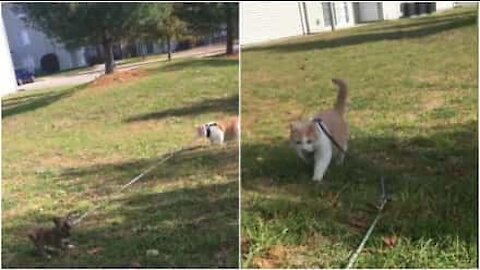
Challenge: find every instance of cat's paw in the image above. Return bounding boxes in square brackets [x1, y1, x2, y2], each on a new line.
[67, 244, 75, 249]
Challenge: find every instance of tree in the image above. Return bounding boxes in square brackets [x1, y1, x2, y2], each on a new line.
[143, 11, 187, 62]
[177, 3, 238, 55]
[163, 15, 187, 61]
[14, 3, 172, 74]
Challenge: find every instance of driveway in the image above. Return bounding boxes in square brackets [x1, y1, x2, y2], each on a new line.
[18, 43, 235, 91]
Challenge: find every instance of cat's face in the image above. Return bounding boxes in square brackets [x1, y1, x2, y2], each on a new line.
[290, 121, 318, 153]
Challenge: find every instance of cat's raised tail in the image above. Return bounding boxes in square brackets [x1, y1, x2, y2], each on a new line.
[332, 78, 348, 116]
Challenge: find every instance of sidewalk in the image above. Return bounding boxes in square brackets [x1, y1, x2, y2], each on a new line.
[18, 43, 233, 92]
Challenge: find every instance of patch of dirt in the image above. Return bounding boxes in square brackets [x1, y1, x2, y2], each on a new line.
[122, 120, 166, 134]
[213, 53, 239, 60]
[422, 92, 444, 111]
[226, 53, 239, 60]
[89, 69, 148, 90]
[251, 245, 309, 268]
[38, 151, 125, 169]
[252, 257, 278, 268]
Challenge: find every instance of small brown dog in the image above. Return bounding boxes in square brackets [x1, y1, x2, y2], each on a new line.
[27, 215, 74, 258]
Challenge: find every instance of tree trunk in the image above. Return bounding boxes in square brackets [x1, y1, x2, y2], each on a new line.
[328, 2, 336, 31]
[167, 37, 172, 61]
[226, 6, 235, 55]
[102, 38, 115, 74]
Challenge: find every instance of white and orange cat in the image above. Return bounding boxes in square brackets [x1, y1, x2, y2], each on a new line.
[196, 116, 239, 145]
[290, 78, 348, 182]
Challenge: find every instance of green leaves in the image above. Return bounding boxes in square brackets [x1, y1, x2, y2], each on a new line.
[14, 3, 173, 48]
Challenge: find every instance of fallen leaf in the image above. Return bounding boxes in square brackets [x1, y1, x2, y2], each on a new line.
[87, 247, 103, 256]
[383, 235, 398, 248]
[241, 238, 250, 255]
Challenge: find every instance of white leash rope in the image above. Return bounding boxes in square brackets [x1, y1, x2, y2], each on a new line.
[345, 198, 387, 269]
[345, 177, 390, 269]
[72, 144, 202, 225]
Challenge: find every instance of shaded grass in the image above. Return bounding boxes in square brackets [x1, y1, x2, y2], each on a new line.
[2, 56, 239, 267]
[241, 7, 477, 268]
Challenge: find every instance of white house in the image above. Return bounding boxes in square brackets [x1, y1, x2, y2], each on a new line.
[0, 3, 17, 96]
[241, 2, 457, 46]
[241, 2, 352, 45]
[1, 3, 225, 75]
[2, 3, 88, 74]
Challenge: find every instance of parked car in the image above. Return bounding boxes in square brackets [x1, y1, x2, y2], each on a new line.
[15, 69, 35, 85]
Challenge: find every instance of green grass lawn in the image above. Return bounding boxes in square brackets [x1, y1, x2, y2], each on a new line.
[241, 7, 477, 268]
[2, 57, 239, 267]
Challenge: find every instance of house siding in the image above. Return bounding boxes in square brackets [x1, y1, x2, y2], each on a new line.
[436, 2, 456, 11]
[303, 2, 328, 33]
[2, 3, 87, 73]
[0, 3, 17, 96]
[241, 2, 305, 45]
[382, 2, 403, 20]
[241, 2, 458, 46]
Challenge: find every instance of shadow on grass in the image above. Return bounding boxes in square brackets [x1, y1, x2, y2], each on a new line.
[246, 9, 476, 53]
[5, 183, 238, 268]
[58, 145, 238, 192]
[362, 8, 477, 33]
[2, 84, 87, 119]
[124, 94, 239, 123]
[4, 145, 239, 267]
[242, 121, 477, 252]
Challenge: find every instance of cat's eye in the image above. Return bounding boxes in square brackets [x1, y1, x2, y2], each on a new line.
[306, 140, 312, 144]
[296, 141, 301, 145]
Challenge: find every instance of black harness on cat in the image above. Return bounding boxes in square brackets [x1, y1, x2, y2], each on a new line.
[313, 118, 346, 154]
[205, 122, 218, 138]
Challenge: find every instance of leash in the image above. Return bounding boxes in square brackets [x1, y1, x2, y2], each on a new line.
[71, 144, 203, 225]
[345, 176, 391, 269]
[313, 118, 347, 154]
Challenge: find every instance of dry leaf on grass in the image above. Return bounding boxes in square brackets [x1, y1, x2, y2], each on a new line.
[241, 238, 250, 255]
[87, 246, 103, 256]
[382, 235, 398, 248]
